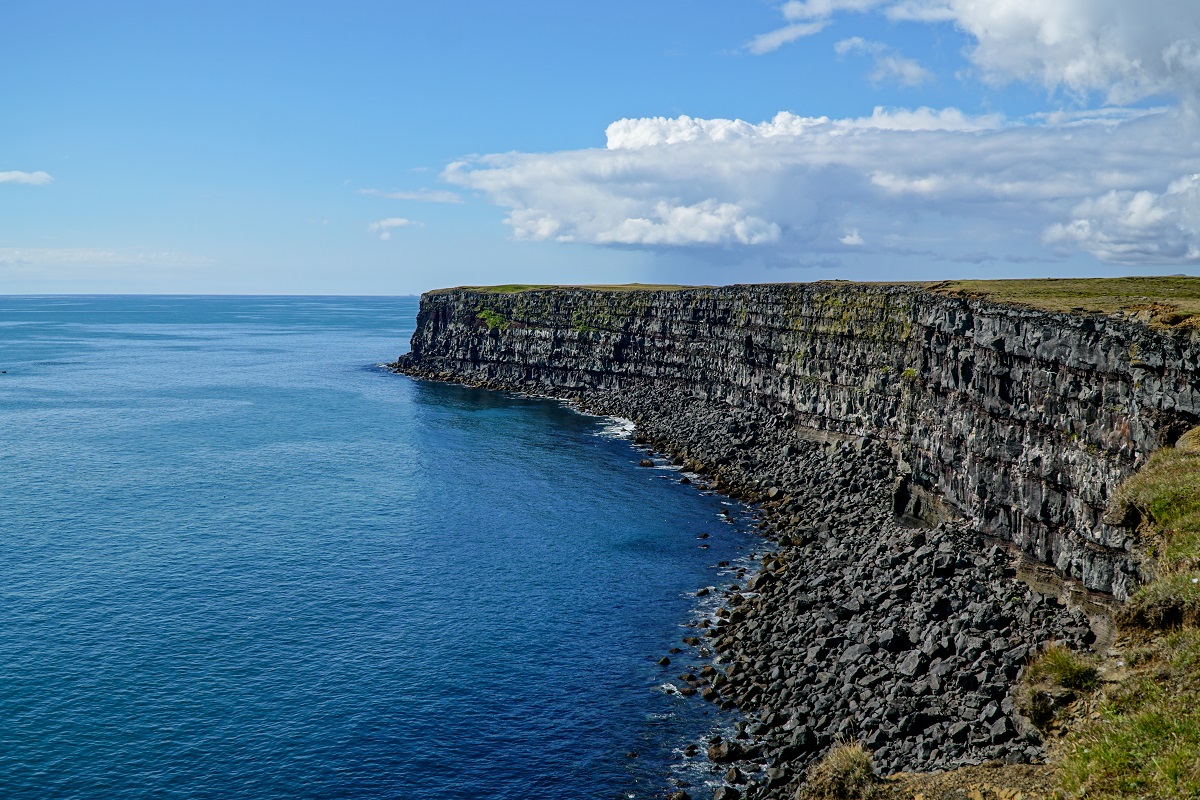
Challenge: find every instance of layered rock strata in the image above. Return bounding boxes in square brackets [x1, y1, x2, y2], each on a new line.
[397, 283, 1200, 600]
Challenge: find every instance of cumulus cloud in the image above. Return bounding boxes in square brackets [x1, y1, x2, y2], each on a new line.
[604, 108, 999, 152]
[0, 170, 53, 186]
[1045, 175, 1200, 264]
[835, 37, 932, 86]
[757, 0, 1200, 104]
[367, 217, 422, 240]
[359, 188, 464, 204]
[922, 0, 1200, 104]
[443, 107, 1200, 263]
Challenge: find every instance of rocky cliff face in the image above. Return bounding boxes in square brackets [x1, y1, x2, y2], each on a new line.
[397, 282, 1200, 600]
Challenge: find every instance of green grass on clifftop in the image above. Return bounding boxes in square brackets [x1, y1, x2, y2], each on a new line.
[931, 277, 1200, 325]
[432, 283, 696, 294]
[433, 276, 1200, 327]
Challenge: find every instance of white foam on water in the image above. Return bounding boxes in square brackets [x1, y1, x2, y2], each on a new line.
[594, 415, 636, 439]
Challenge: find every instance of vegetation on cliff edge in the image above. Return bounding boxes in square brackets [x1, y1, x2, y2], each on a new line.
[931, 277, 1200, 326]
[438, 276, 1200, 327]
[1053, 425, 1200, 799]
[437, 283, 695, 294]
[871, 427, 1200, 800]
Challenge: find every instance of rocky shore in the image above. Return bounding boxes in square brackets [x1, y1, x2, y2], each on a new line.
[389, 368, 1096, 799]
[386, 281, 1200, 798]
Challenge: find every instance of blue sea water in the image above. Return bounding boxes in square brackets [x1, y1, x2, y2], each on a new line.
[0, 296, 757, 800]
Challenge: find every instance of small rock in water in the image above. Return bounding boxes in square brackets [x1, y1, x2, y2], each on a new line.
[658, 656, 671, 666]
[638, 458, 654, 467]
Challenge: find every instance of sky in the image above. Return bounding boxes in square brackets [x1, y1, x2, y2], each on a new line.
[5, 0, 1200, 294]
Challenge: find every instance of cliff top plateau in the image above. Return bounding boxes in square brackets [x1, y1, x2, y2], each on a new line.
[436, 276, 1200, 330]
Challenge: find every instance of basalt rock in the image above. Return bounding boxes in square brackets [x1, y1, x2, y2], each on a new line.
[394, 283, 1200, 600]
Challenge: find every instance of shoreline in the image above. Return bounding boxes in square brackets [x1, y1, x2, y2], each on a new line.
[390, 361, 1098, 800]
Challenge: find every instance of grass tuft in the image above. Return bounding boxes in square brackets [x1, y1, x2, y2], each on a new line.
[477, 309, 510, 330]
[1119, 572, 1200, 630]
[1028, 644, 1100, 691]
[801, 741, 877, 800]
[1017, 644, 1099, 730]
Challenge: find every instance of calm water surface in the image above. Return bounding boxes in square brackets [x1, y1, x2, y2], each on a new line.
[0, 296, 755, 800]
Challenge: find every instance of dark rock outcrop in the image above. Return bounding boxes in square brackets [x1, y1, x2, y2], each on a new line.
[395, 282, 1200, 600]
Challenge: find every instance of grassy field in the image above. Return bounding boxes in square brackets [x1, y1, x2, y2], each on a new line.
[930, 277, 1200, 323]
[430, 283, 696, 294]
[435, 277, 1200, 323]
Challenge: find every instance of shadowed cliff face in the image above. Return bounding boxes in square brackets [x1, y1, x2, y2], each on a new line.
[399, 283, 1200, 599]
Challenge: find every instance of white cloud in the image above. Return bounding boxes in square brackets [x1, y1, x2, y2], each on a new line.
[757, 0, 1200, 104]
[937, 1, 1200, 104]
[444, 107, 1200, 263]
[0, 248, 211, 270]
[835, 37, 933, 86]
[0, 170, 53, 186]
[604, 108, 999, 152]
[747, 21, 829, 54]
[593, 201, 780, 246]
[1044, 175, 1200, 264]
[606, 112, 826, 149]
[749, 0, 892, 54]
[782, 0, 891, 20]
[359, 188, 464, 204]
[839, 105, 1001, 131]
[368, 217, 422, 240]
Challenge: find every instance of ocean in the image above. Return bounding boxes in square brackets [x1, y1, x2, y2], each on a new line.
[0, 295, 757, 800]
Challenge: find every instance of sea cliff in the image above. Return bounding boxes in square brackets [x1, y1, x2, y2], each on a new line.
[397, 281, 1200, 599]
[391, 280, 1200, 798]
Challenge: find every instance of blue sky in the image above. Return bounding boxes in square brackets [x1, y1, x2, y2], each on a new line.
[4, 1, 1200, 294]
